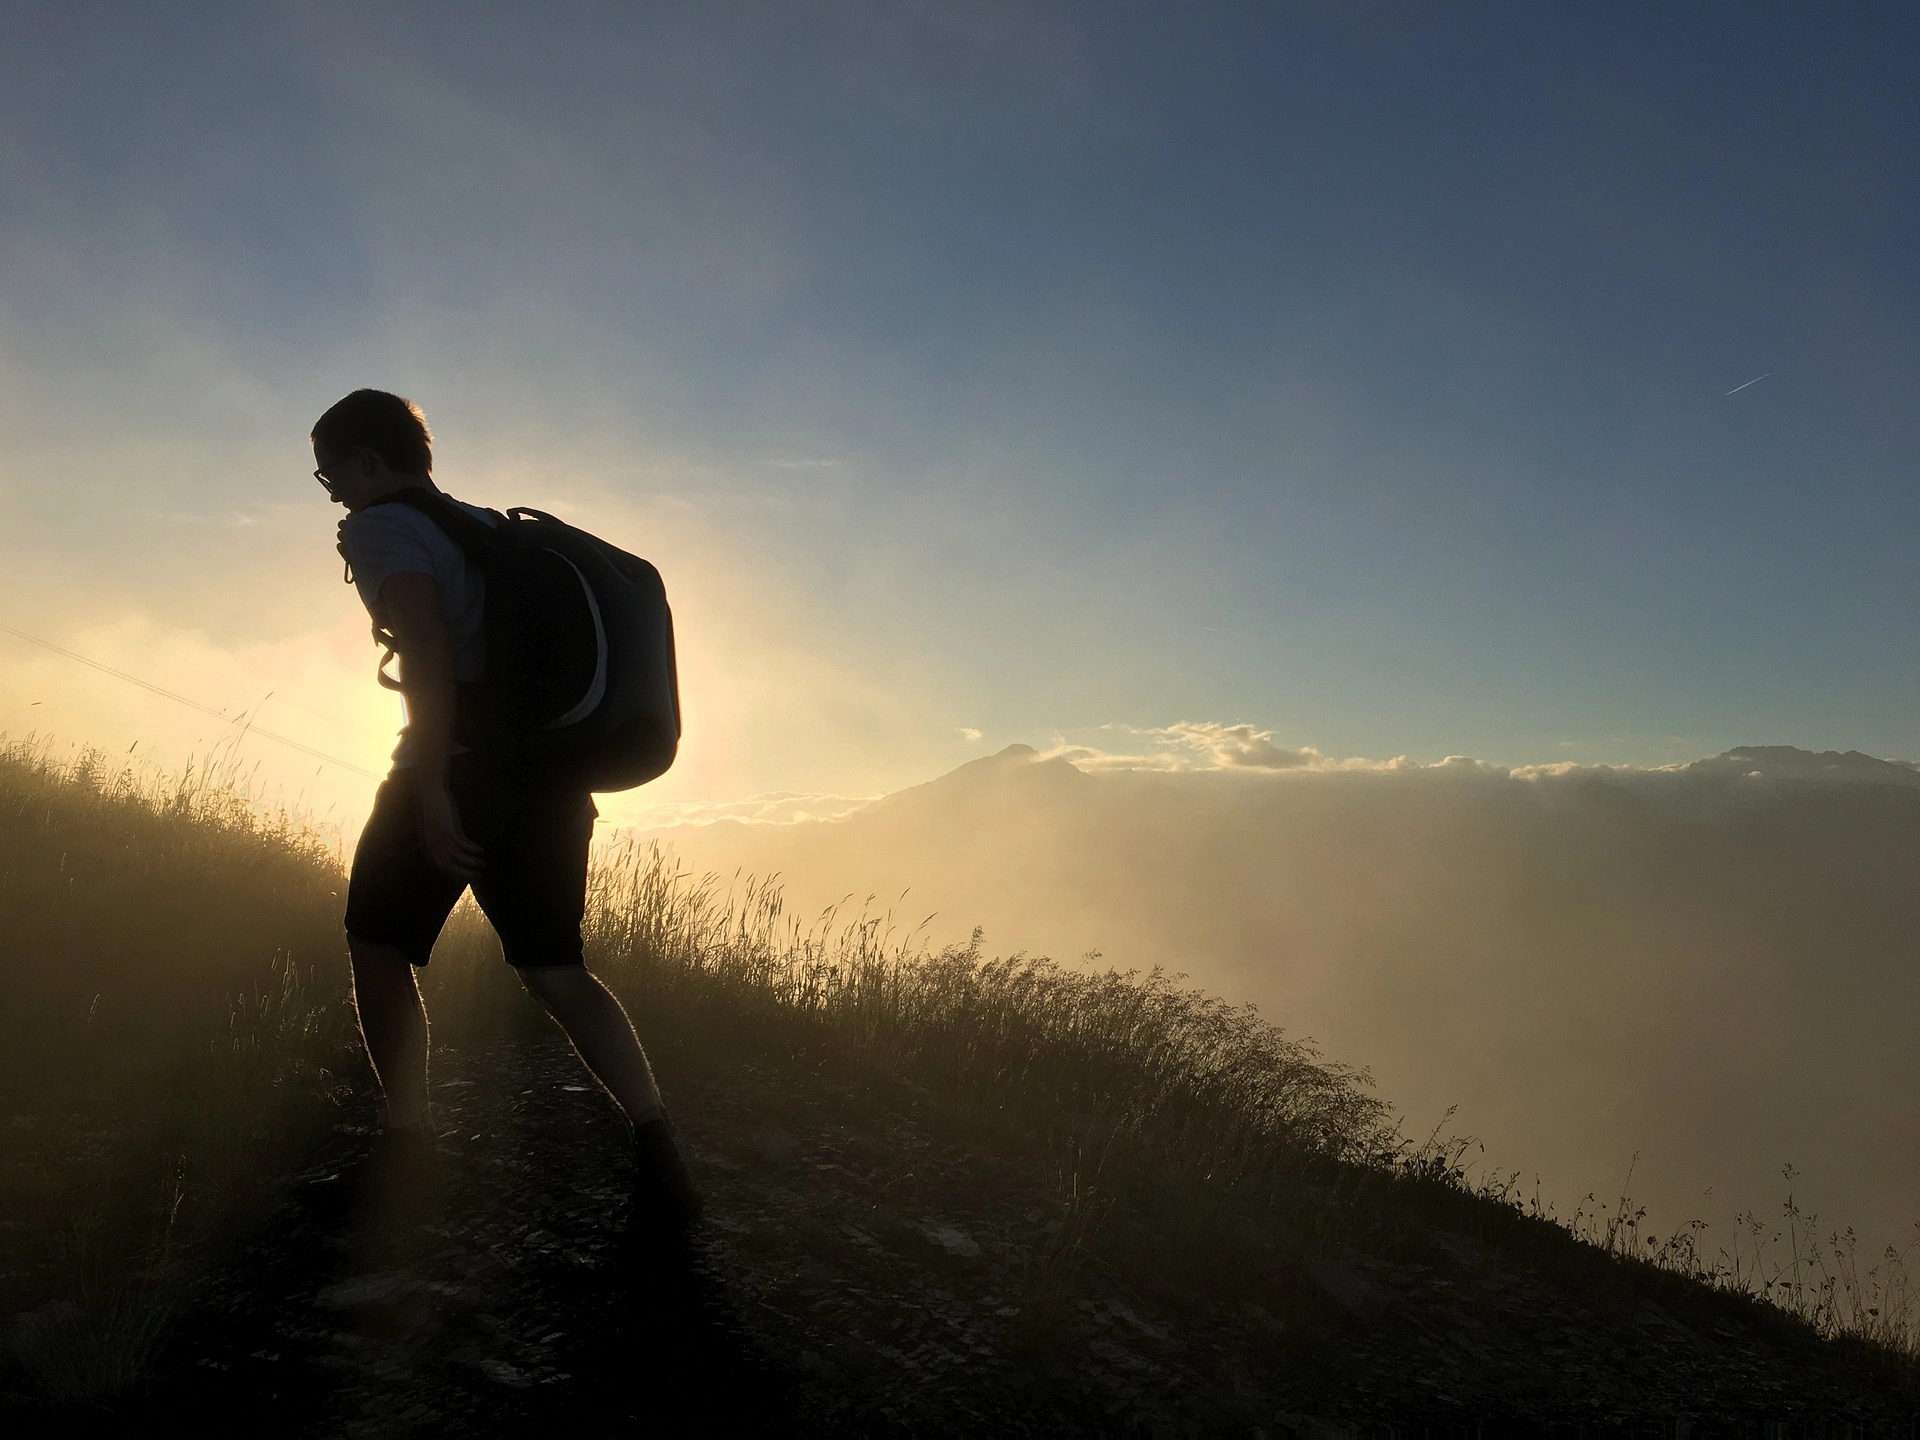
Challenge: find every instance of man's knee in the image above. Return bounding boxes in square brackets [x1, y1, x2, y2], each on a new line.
[517, 963, 603, 1006]
[348, 934, 420, 986]
[517, 962, 579, 998]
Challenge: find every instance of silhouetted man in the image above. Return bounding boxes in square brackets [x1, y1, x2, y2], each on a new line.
[312, 388, 698, 1228]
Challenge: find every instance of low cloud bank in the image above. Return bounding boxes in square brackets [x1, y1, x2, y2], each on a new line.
[624, 791, 879, 828]
[643, 733, 1920, 1254]
[1045, 720, 1919, 790]
[1040, 720, 1417, 773]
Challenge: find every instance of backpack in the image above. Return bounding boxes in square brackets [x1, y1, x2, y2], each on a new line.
[367, 488, 680, 792]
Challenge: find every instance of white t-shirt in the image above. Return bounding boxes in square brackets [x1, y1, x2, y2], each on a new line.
[337, 493, 500, 764]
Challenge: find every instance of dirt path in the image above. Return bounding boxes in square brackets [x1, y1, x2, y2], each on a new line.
[131, 1031, 1259, 1435]
[41, 1031, 1919, 1436]
[147, 1035, 790, 1436]
[133, 1031, 1177, 1436]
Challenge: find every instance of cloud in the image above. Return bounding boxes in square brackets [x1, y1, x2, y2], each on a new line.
[1161, 721, 1320, 769]
[1042, 722, 1919, 795]
[1038, 721, 1422, 774]
[958, 727, 983, 741]
[1039, 722, 1912, 788]
[624, 791, 879, 829]
[1017, 725, 1920, 833]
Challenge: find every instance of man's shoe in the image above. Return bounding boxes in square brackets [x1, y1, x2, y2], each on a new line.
[359, 1125, 437, 1202]
[632, 1112, 703, 1230]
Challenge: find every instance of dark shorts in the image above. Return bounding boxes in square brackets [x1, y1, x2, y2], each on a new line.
[345, 753, 597, 968]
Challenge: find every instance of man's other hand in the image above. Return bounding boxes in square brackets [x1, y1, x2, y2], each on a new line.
[419, 783, 486, 883]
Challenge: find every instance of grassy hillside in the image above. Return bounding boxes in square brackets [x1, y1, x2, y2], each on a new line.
[1, 739, 1916, 1431]
[650, 743, 1920, 1256]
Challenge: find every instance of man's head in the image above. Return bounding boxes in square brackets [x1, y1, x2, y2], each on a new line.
[311, 389, 434, 510]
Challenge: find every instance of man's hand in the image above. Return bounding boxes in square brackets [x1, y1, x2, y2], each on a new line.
[379, 571, 486, 882]
[418, 781, 486, 883]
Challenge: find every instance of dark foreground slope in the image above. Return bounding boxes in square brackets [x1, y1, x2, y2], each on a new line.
[86, 1034, 1920, 1436]
[1, 743, 1915, 1435]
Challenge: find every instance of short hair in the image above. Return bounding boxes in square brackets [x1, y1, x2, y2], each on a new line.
[311, 389, 434, 475]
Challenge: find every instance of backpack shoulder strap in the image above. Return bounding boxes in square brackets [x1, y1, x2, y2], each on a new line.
[367, 487, 506, 561]
[358, 488, 505, 693]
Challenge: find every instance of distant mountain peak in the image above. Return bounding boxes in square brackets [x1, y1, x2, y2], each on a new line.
[864, 742, 1083, 816]
[1687, 745, 1920, 786]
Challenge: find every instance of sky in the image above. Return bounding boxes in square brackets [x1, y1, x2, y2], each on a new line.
[1, 2, 1917, 835]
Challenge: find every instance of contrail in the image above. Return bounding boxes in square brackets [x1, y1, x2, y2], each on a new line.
[0, 620, 380, 779]
[1724, 372, 1772, 396]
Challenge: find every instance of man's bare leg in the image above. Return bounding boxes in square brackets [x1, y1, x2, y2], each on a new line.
[517, 965, 663, 1128]
[348, 936, 430, 1131]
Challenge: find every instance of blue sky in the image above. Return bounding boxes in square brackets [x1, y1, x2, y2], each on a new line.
[1, 2, 1915, 821]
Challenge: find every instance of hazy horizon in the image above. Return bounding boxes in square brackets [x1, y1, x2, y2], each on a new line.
[644, 736, 1920, 1258]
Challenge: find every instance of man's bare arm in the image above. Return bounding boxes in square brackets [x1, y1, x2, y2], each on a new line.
[381, 572, 486, 882]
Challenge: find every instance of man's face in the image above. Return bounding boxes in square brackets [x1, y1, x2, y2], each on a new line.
[313, 444, 382, 511]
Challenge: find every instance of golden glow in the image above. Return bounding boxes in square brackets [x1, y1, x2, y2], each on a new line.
[0, 465, 969, 845]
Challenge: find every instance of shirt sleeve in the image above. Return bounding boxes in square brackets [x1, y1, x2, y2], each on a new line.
[337, 508, 439, 621]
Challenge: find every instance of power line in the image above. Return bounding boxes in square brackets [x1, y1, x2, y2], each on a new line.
[0, 620, 381, 780]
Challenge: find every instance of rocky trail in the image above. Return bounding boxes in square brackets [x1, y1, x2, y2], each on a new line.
[13, 1032, 1920, 1436]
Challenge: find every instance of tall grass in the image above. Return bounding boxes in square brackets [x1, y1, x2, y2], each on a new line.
[1594, 1164, 1920, 1354]
[0, 738, 356, 1403]
[584, 835, 1392, 1174]
[0, 738, 350, 1090]
[574, 838, 1403, 1305]
[575, 838, 1920, 1358]
[1416, 1137, 1920, 1359]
